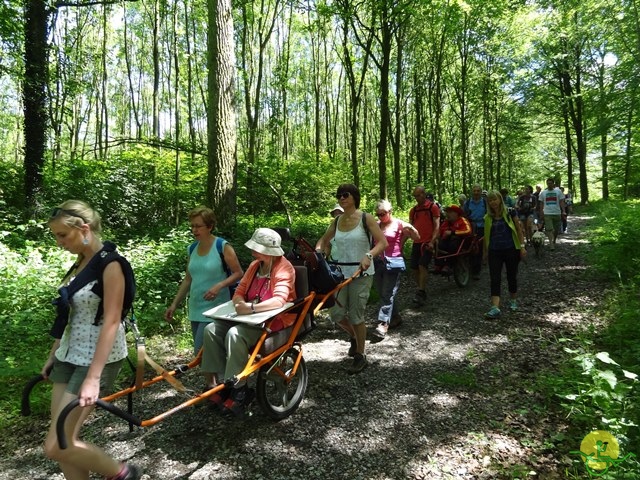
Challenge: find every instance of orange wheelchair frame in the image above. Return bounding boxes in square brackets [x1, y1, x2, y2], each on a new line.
[23, 263, 358, 450]
[432, 234, 483, 287]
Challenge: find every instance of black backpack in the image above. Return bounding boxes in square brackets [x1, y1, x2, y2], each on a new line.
[50, 242, 136, 338]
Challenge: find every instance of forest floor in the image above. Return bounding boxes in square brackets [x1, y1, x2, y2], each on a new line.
[1, 215, 602, 479]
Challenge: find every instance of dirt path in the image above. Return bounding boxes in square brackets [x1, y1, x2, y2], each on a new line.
[0, 215, 599, 479]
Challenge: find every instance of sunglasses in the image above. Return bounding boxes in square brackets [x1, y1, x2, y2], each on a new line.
[336, 192, 351, 200]
[50, 207, 86, 223]
[376, 212, 388, 217]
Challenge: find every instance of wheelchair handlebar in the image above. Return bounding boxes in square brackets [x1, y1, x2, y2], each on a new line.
[21, 373, 46, 416]
[57, 399, 142, 449]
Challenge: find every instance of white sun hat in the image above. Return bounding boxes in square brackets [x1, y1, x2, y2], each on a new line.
[244, 228, 284, 256]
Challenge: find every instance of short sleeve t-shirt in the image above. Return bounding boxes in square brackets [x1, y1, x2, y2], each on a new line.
[539, 188, 565, 215]
[410, 202, 440, 243]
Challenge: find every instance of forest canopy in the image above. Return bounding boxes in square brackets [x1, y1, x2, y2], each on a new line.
[1, 0, 639, 228]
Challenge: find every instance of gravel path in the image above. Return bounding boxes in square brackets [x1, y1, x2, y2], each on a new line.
[1, 215, 599, 479]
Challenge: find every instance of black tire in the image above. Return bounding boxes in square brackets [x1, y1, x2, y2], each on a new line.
[453, 256, 470, 287]
[256, 348, 308, 421]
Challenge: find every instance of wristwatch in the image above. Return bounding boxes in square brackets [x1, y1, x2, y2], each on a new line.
[250, 303, 256, 314]
[365, 253, 373, 260]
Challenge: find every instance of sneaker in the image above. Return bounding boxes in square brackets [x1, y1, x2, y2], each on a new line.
[374, 322, 388, 338]
[484, 306, 501, 319]
[389, 313, 402, 329]
[412, 289, 426, 306]
[509, 300, 518, 312]
[348, 337, 357, 357]
[347, 353, 368, 374]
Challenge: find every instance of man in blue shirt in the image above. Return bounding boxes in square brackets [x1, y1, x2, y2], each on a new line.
[463, 184, 487, 278]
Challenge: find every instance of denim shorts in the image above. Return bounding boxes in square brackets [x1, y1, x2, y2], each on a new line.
[49, 358, 124, 395]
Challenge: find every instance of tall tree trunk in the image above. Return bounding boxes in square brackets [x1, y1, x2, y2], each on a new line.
[376, 15, 392, 199]
[124, 5, 142, 139]
[207, 0, 237, 225]
[173, 0, 181, 224]
[152, 0, 160, 138]
[99, 4, 109, 159]
[390, 30, 403, 208]
[23, 0, 49, 212]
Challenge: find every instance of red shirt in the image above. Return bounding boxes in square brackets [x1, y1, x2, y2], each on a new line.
[439, 217, 472, 238]
[409, 201, 440, 244]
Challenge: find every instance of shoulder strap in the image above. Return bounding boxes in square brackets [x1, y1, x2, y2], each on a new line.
[92, 247, 136, 325]
[362, 212, 373, 247]
[215, 237, 231, 276]
[188, 241, 198, 256]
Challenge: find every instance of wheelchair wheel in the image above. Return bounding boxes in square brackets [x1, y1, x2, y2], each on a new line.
[453, 256, 470, 287]
[256, 348, 308, 421]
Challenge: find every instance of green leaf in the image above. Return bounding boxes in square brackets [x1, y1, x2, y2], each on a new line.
[596, 370, 618, 390]
[595, 351, 619, 365]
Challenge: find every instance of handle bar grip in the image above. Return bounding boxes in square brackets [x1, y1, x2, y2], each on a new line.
[21, 365, 53, 416]
[21, 374, 45, 416]
[57, 399, 142, 449]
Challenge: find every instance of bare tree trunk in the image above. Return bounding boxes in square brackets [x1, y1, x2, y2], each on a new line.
[207, 0, 237, 225]
[124, 4, 142, 139]
[152, 0, 160, 138]
[23, 0, 49, 212]
[173, 0, 181, 224]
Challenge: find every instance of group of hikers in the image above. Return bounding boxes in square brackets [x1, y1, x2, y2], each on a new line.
[39, 178, 570, 479]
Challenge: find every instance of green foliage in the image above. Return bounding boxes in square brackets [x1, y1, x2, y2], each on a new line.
[583, 200, 640, 283]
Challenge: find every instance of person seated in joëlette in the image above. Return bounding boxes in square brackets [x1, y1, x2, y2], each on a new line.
[434, 204, 472, 273]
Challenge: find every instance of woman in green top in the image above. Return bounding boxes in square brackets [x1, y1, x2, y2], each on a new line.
[165, 206, 243, 354]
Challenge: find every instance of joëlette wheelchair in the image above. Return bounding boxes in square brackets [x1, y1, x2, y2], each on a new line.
[432, 233, 483, 287]
[22, 229, 355, 450]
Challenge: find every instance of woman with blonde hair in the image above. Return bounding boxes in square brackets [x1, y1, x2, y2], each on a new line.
[44, 200, 141, 479]
[482, 191, 526, 319]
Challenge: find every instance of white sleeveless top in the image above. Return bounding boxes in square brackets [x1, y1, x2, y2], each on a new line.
[333, 215, 375, 277]
[55, 281, 128, 366]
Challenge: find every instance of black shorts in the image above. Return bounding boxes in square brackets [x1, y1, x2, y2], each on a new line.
[410, 243, 433, 269]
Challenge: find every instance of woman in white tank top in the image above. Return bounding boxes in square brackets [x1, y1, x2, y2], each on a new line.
[316, 184, 387, 374]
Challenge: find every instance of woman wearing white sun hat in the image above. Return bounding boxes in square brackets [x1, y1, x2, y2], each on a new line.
[201, 228, 296, 416]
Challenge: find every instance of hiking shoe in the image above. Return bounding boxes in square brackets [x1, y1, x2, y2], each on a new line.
[207, 387, 230, 411]
[347, 353, 368, 374]
[374, 322, 388, 338]
[484, 306, 501, 319]
[389, 313, 402, 329]
[221, 385, 254, 417]
[412, 290, 426, 306]
[509, 300, 518, 312]
[348, 337, 357, 357]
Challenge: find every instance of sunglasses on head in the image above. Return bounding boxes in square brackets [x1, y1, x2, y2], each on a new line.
[336, 192, 351, 200]
[50, 207, 86, 223]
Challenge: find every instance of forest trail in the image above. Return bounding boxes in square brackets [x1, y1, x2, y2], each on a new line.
[1, 214, 600, 479]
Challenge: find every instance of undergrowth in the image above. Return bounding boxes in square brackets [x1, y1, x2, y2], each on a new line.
[535, 200, 640, 478]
